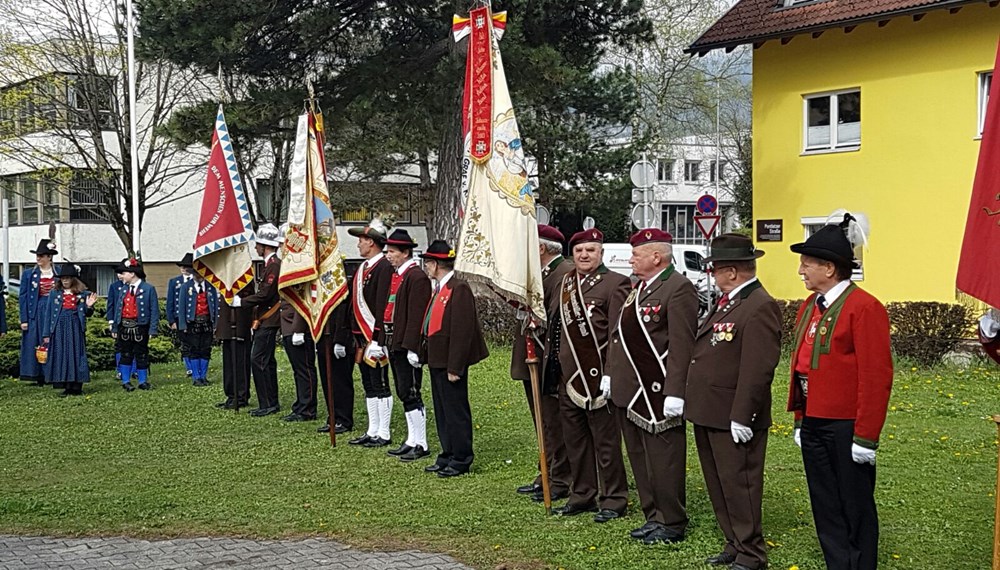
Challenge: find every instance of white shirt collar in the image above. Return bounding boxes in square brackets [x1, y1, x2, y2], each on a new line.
[396, 257, 417, 275]
[820, 279, 851, 305]
[644, 266, 671, 288]
[727, 277, 759, 299]
[264, 252, 276, 263]
[436, 270, 455, 289]
[366, 252, 385, 268]
[131, 279, 143, 289]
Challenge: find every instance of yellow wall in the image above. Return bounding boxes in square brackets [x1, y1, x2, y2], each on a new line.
[752, 5, 1000, 301]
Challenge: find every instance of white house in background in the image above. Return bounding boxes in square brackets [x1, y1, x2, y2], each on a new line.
[649, 134, 739, 245]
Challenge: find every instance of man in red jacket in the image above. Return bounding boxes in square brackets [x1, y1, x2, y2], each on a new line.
[788, 219, 892, 570]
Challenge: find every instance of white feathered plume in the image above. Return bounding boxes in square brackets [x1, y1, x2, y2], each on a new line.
[826, 209, 868, 249]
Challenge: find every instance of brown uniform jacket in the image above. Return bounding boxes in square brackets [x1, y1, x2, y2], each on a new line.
[215, 282, 256, 341]
[557, 265, 630, 409]
[422, 276, 489, 374]
[353, 255, 393, 343]
[510, 256, 573, 381]
[241, 255, 281, 329]
[608, 266, 698, 432]
[388, 263, 432, 353]
[685, 279, 782, 431]
[279, 300, 308, 337]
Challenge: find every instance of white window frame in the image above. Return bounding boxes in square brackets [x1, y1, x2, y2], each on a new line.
[802, 88, 861, 154]
[657, 158, 674, 183]
[979, 71, 993, 138]
[800, 216, 863, 281]
[709, 160, 727, 183]
[683, 160, 700, 183]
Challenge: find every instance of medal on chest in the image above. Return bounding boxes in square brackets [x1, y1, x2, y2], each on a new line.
[711, 322, 735, 346]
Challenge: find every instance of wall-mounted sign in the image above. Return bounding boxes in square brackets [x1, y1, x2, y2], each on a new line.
[756, 219, 783, 242]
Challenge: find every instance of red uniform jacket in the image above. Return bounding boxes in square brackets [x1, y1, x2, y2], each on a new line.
[787, 284, 893, 448]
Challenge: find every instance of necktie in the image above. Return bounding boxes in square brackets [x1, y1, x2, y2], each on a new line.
[639, 281, 646, 293]
[817, 294, 827, 313]
[717, 293, 730, 309]
[131, 285, 137, 296]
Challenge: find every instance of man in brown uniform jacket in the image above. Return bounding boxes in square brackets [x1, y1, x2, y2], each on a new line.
[686, 233, 782, 570]
[215, 282, 255, 410]
[606, 228, 698, 544]
[384, 229, 433, 462]
[317, 286, 356, 435]
[511, 224, 573, 501]
[279, 298, 319, 422]
[231, 223, 283, 417]
[419, 240, 489, 478]
[555, 229, 630, 522]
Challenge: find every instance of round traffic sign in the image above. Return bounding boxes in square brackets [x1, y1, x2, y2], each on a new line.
[629, 160, 656, 188]
[630, 203, 656, 229]
[696, 194, 718, 215]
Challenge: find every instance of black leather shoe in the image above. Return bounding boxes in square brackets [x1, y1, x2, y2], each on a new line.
[317, 423, 330, 433]
[216, 400, 232, 409]
[387, 444, 413, 457]
[138, 382, 151, 391]
[531, 489, 569, 502]
[334, 423, 350, 434]
[642, 527, 684, 545]
[250, 407, 279, 417]
[399, 446, 430, 462]
[424, 464, 444, 473]
[282, 413, 313, 422]
[705, 552, 736, 566]
[363, 436, 390, 448]
[630, 521, 662, 539]
[436, 466, 464, 478]
[121, 383, 135, 392]
[348, 434, 373, 445]
[593, 509, 623, 523]
[517, 482, 541, 495]
[553, 503, 598, 517]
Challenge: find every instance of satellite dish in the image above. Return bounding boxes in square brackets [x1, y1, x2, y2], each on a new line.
[583, 216, 596, 230]
[536, 204, 551, 226]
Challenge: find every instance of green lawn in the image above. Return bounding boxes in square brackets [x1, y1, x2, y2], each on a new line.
[0, 347, 996, 569]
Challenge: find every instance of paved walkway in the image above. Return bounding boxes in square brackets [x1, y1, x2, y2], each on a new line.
[0, 535, 474, 569]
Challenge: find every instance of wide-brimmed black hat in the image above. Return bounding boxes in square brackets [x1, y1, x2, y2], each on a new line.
[419, 240, 456, 261]
[114, 258, 129, 274]
[120, 257, 146, 280]
[347, 223, 388, 245]
[30, 239, 58, 256]
[385, 229, 418, 249]
[58, 262, 80, 278]
[790, 224, 858, 268]
[705, 233, 765, 263]
[176, 253, 194, 268]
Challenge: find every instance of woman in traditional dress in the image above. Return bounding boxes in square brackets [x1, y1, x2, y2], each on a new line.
[18, 239, 59, 385]
[44, 263, 97, 396]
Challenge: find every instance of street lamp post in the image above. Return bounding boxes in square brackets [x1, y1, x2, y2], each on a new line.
[125, 0, 141, 256]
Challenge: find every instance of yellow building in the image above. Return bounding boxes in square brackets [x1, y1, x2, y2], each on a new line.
[690, 0, 999, 301]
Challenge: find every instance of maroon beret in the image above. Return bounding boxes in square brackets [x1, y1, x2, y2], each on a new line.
[629, 228, 673, 247]
[537, 224, 565, 243]
[569, 229, 604, 250]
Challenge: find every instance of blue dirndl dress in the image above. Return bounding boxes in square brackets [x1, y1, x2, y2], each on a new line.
[19, 269, 56, 379]
[45, 291, 91, 384]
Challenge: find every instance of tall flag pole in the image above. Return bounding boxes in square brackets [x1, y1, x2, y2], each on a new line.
[278, 99, 349, 341]
[192, 105, 255, 301]
[958, 39, 1000, 307]
[452, 6, 550, 512]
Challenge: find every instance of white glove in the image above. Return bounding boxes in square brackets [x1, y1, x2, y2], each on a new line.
[291, 333, 305, 346]
[230, 296, 242, 307]
[793, 428, 802, 448]
[364, 343, 384, 361]
[730, 421, 753, 444]
[407, 350, 421, 368]
[662, 396, 684, 418]
[599, 375, 611, 399]
[851, 443, 876, 465]
[333, 343, 347, 359]
[981, 313, 1000, 339]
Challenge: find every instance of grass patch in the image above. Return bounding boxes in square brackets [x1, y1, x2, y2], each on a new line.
[0, 348, 996, 569]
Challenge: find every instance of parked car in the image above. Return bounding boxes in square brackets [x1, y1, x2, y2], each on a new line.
[602, 243, 717, 320]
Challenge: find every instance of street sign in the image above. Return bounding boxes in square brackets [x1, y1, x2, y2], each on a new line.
[696, 193, 718, 215]
[629, 159, 656, 188]
[582, 216, 596, 230]
[630, 203, 656, 229]
[631, 188, 645, 203]
[694, 215, 720, 240]
[536, 204, 551, 225]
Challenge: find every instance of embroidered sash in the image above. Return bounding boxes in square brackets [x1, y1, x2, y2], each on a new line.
[352, 259, 388, 367]
[617, 284, 681, 433]
[560, 272, 607, 410]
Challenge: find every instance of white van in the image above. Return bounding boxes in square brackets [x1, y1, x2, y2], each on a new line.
[601, 242, 708, 284]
